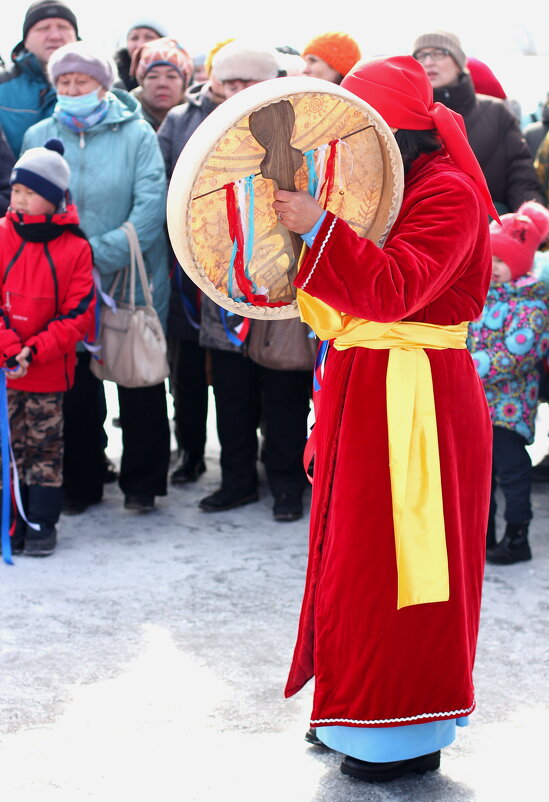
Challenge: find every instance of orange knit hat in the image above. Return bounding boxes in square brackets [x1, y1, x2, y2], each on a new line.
[302, 32, 361, 78]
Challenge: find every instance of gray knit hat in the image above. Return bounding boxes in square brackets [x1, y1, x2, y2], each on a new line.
[412, 31, 466, 72]
[212, 41, 280, 82]
[48, 41, 115, 89]
[11, 139, 70, 208]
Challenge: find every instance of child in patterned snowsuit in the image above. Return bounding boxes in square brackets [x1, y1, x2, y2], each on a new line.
[469, 201, 549, 564]
[0, 139, 95, 556]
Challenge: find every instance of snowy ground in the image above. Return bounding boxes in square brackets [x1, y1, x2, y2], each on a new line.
[0, 384, 547, 802]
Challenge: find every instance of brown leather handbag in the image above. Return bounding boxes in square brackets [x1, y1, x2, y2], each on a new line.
[248, 318, 317, 371]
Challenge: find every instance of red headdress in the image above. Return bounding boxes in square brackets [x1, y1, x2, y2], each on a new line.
[342, 55, 500, 222]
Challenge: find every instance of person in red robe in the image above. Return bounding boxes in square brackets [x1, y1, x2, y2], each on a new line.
[273, 56, 496, 783]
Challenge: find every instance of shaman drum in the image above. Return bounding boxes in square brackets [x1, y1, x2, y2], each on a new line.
[167, 76, 404, 320]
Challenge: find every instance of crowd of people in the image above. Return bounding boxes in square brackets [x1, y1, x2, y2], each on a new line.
[1, 1, 549, 785]
[0, 0, 548, 562]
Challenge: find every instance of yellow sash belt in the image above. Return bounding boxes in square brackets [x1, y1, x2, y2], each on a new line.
[297, 289, 469, 610]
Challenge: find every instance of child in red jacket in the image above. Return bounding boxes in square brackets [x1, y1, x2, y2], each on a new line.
[0, 139, 95, 556]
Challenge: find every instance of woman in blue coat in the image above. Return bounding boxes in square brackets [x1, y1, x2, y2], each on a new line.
[22, 42, 171, 514]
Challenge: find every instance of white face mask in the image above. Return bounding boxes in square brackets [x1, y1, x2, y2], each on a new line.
[56, 88, 104, 117]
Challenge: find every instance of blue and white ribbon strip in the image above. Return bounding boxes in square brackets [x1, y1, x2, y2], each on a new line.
[0, 370, 13, 564]
[83, 268, 113, 357]
[9, 441, 39, 531]
[314, 145, 328, 201]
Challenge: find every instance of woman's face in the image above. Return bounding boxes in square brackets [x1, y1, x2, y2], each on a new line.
[141, 65, 185, 112]
[491, 255, 512, 283]
[56, 72, 105, 98]
[303, 53, 341, 83]
[127, 27, 160, 55]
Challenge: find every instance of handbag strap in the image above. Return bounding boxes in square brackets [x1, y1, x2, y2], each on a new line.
[121, 221, 154, 309]
[107, 269, 124, 299]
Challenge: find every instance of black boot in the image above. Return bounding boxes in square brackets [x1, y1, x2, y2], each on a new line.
[170, 452, 206, 486]
[304, 728, 328, 748]
[486, 522, 531, 565]
[24, 485, 62, 557]
[341, 750, 441, 782]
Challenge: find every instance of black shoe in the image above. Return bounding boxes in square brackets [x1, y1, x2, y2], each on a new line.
[171, 454, 206, 486]
[124, 494, 156, 513]
[273, 493, 303, 522]
[341, 750, 441, 783]
[305, 728, 328, 748]
[24, 525, 57, 557]
[486, 522, 531, 564]
[199, 487, 258, 512]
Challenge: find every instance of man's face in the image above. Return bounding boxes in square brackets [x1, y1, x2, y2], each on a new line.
[222, 79, 260, 99]
[24, 17, 76, 66]
[414, 48, 461, 90]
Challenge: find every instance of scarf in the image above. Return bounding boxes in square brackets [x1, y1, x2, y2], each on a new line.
[54, 100, 109, 132]
[342, 56, 500, 222]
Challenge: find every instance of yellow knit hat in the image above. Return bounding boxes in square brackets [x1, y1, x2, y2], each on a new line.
[302, 32, 361, 78]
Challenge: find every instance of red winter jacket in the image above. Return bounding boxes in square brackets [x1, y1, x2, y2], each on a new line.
[0, 205, 95, 392]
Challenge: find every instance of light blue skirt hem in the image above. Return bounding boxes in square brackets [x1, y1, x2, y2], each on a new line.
[316, 716, 469, 762]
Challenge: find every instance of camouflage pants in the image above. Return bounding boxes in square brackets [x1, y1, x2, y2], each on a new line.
[7, 390, 64, 487]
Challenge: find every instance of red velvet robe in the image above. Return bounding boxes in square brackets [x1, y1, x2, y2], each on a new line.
[285, 150, 493, 728]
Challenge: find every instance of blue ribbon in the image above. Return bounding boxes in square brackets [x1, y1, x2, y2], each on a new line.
[219, 308, 246, 348]
[244, 175, 255, 277]
[0, 371, 14, 565]
[304, 149, 319, 198]
[227, 238, 238, 299]
[313, 340, 329, 392]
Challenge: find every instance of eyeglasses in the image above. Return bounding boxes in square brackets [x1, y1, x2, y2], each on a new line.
[414, 48, 451, 63]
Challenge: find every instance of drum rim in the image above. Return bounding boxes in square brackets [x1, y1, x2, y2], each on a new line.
[167, 76, 404, 320]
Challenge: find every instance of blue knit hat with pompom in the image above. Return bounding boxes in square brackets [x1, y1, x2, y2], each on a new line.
[10, 139, 70, 207]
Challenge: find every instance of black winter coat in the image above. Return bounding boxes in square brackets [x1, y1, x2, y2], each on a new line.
[157, 83, 222, 342]
[434, 72, 545, 213]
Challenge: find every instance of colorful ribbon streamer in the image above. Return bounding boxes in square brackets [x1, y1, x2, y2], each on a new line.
[219, 308, 250, 347]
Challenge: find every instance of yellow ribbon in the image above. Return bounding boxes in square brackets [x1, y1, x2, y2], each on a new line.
[297, 289, 469, 609]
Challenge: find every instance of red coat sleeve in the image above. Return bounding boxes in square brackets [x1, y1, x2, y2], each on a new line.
[0, 309, 22, 363]
[25, 240, 95, 363]
[295, 172, 488, 323]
